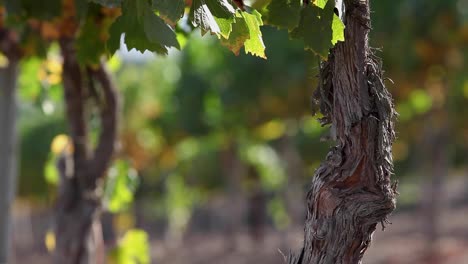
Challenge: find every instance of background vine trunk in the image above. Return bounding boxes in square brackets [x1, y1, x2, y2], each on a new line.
[54, 38, 118, 264]
[0, 33, 19, 264]
[289, 0, 397, 263]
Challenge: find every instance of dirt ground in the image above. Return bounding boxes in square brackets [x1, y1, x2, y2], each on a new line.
[150, 208, 468, 264]
[151, 177, 468, 264]
[11, 177, 468, 264]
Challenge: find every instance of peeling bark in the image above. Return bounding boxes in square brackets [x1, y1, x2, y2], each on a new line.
[289, 0, 397, 263]
[54, 38, 119, 264]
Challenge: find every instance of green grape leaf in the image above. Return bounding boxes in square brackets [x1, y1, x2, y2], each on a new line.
[189, 0, 236, 38]
[241, 143, 286, 191]
[103, 159, 139, 213]
[409, 89, 432, 114]
[153, 0, 185, 25]
[107, 0, 179, 55]
[242, 10, 266, 58]
[6, 0, 61, 19]
[47, 83, 64, 103]
[76, 17, 106, 65]
[107, 18, 125, 54]
[290, 0, 335, 59]
[44, 155, 59, 185]
[90, 0, 123, 8]
[135, 0, 147, 19]
[266, 0, 301, 30]
[331, 13, 345, 45]
[220, 11, 250, 55]
[18, 58, 42, 101]
[221, 10, 266, 58]
[143, 9, 180, 49]
[109, 229, 150, 264]
[213, 16, 235, 38]
[313, 0, 328, 8]
[75, 0, 89, 22]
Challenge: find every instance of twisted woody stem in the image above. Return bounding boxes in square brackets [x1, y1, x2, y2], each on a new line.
[289, 1, 397, 263]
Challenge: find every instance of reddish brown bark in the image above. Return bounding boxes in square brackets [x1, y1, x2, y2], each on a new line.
[54, 38, 119, 264]
[289, 0, 397, 263]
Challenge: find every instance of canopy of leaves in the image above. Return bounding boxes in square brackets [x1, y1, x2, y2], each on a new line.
[153, 0, 185, 25]
[1, 0, 345, 61]
[107, 0, 180, 55]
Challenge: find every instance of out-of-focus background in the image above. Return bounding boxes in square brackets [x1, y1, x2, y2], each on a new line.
[10, 0, 468, 263]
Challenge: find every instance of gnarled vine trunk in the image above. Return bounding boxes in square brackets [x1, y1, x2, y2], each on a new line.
[290, 0, 397, 263]
[0, 29, 20, 264]
[54, 38, 119, 264]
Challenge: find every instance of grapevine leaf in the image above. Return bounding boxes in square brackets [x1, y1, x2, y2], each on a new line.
[109, 229, 150, 264]
[313, 0, 328, 9]
[214, 16, 234, 38]
[331, 13, 345, 44]
[242, 10, 266, 58]
[75, 0, 89, 22]
[18, 58, 42, 101]
[220, 12, 249, 55]
[220, 9, 266, 58]
[107, 0, 179, 55]
[143, 9, 180, 49]
[153, 0, 185, 25]
[104, 160, 139, 213]
[266, 0, 301, 30]
[76, 17, 106, 65]
[290, 0, 335, 59]
[6, 0, 61, 19]
[44, 155, 59, 185]
[107, 19, 124, 54]
[189, 0, 236, 38]
[313, 0, 345, 45]
[90, 0, 123, 8]
[135, 0, 147, 20]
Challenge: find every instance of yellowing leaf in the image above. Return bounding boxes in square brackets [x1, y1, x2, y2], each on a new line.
[50, 134, 72, 155]
[45, 230, 56, 252]
[47, 74, 62, 85]
[46, 59, 62, 74]
[159, 148, 178, 169]
[220, 10, 266, 58]
[220, 11, 249, 55]
[114, 213, 135, 234]
[255, 120, 286, 140]
[0, 53, 9, 68]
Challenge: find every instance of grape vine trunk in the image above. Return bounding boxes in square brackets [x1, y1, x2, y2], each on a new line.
[289, 0, 397, 263]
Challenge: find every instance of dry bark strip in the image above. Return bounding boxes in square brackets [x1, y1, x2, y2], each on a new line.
[289, 0, 397, 263]
[54, 38, 119, 264]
